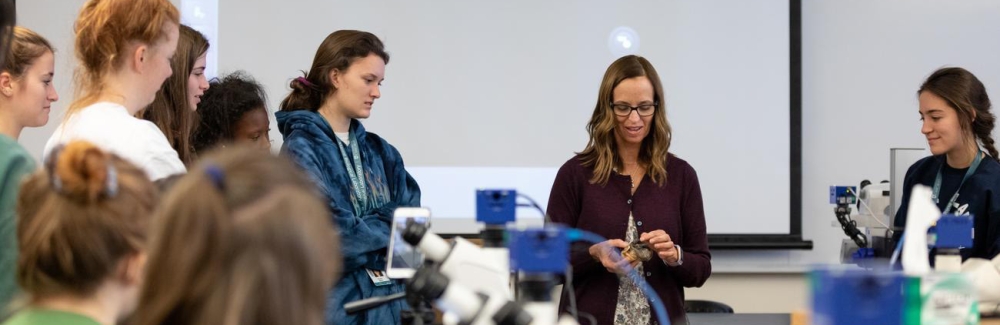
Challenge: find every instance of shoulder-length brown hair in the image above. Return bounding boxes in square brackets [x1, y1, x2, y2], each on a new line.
[578, 55, 672, 186]
[141, 24, 209, 165]
[138, 146, 339, 325]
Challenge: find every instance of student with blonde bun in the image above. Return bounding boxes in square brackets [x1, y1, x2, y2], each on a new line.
[3, 140, 158, 325]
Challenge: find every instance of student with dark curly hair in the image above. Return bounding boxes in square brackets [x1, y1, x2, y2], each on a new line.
[191, 71, 271, 155]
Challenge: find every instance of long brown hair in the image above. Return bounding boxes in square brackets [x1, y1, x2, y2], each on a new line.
[69, 0, 179, 115]
[138, 146, 339, 325]
[279, 30, 388, 112]
[579, 55, 672, 186]
[16, 140, 157, 300]
[141, 24, 209, 165]
[918, 67, 998, 161]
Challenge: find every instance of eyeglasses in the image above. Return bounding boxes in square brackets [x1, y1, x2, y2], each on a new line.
[611, 102, 658, 117]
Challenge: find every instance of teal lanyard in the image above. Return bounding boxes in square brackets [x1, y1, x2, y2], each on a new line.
[932, 150, 983, 215]
[336, 127, 368, 216]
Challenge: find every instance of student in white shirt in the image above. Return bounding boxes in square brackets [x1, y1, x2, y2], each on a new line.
[44, 0, 184, 181]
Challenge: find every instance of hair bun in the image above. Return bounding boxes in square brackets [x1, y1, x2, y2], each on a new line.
[52, 141, 114, 203]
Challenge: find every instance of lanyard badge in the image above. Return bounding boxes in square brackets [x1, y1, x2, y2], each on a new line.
[932, 150, 983, 215]
[336, 127, 369, 216]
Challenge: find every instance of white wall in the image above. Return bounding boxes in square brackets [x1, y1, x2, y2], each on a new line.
[686, 273, 809, 313]
[688, 0, 1000, 312]
[215, 0, 794, 235]
[12, 0, 1000, 313]
[14, 0, 85, 161]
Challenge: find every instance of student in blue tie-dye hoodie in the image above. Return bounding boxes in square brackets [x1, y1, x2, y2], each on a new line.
[276, 30, 420, 325]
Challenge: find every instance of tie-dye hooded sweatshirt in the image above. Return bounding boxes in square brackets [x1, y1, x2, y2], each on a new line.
[277, 110, 420, 325]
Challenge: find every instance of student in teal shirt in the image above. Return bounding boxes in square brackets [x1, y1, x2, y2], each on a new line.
[0, 26, 57, 316]
[3, 140, 157, 325]
[2, 309, 100, 325]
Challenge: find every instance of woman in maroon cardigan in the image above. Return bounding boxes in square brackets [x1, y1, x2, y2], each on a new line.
[547, 55, 711, 325]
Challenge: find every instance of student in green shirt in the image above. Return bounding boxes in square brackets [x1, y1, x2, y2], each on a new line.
[0, 26, 58, 316]
[2, 141, 157, 325]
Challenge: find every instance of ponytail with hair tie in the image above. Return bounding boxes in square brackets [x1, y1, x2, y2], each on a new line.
[281, 74, 325, 111]
[295, 76, 315, 88]
[279, 30, 389, 113]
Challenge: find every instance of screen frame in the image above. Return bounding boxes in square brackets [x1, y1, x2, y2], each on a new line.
[386, 207, 432, 279]
[704, 0, 812, 250]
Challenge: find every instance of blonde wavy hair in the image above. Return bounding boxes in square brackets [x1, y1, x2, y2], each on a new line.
[578, 55, 672, 186]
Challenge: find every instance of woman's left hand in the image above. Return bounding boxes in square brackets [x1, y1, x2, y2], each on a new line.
[640, 230, 679, 265]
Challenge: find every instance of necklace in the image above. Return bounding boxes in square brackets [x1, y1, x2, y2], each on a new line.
[617, 161, 642, 188]
[625, 163, 641, 188]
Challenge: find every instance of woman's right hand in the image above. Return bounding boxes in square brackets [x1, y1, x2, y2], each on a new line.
[589, 239, 639, 274]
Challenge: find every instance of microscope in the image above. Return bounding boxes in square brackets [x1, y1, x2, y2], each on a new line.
[476, 189, 518, 299]
[347, 189, 669, 324]
[402, 219, 581, 325]
[831, 180, 895, 266]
